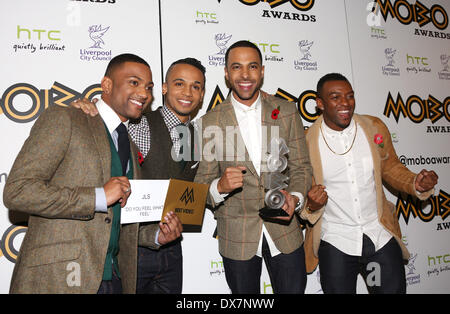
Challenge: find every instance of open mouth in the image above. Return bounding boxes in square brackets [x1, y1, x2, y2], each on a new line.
[129, 99, 144, 108]
[237, 81, 254, 91]
[178, 99, 192, 107]
[337, 109, 351, 119]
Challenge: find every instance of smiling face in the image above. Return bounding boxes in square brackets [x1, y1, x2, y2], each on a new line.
[162, 63, 205, 122]
[316, 80, 355, 131]
[225, 46, 265, 107]
[101, 61, 154, 122]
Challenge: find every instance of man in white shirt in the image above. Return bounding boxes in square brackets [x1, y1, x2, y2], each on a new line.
[194, 41, 312, 294]
[303, 73, 438, 294]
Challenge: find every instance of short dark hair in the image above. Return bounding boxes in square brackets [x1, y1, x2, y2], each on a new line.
[225, 40, 262, 67]
[165, 57, 206, 82]
[104, 53, 150, 77]
[316, 73, 350, 99]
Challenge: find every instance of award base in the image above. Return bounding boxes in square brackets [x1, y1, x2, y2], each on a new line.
[259, 206, 289, 219]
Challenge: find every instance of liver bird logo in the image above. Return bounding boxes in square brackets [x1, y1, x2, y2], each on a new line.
[441, 54, 450, 72]
[299, 40, 314, 60]
[215, 33, 232, 55]
[88, 25, 110, 49]
[406, 253, 418, 276]
[385, 48, 397, 67]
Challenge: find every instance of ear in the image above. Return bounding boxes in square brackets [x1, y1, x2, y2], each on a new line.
[200, 87, 205, 102]
[162, 82, 168, 95]
[224, 66, 229, 82]
[316, 97, 324, 111]
[101, 77, 112, 95]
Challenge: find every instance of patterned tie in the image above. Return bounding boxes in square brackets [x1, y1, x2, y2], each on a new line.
[116, 123, 130, 176]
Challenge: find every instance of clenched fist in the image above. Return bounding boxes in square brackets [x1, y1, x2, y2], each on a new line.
[217, 166, 246, 194]
[307, 184, 328, 211]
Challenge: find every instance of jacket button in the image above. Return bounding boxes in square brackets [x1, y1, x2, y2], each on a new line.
[105, 217, 111, 224]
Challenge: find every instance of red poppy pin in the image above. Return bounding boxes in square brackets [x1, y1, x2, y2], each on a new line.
[137, 151, 144, 166]
[271, 106, 280, 120]
[374, 134, 384, 148]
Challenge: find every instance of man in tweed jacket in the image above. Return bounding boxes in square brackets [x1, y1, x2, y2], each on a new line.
[3, 54, 182, 293]
[194, 41, 312, 294]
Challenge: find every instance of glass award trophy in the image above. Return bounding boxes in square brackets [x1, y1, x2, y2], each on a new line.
[259, 138, 290, 219]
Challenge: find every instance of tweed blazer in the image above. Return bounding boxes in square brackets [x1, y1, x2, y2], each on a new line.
[194, 92, 312, 261]
[301, 114, 434, 273]
[3, 105, 158, 294]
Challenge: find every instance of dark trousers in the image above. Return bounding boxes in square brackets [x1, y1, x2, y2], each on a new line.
[136, 240, 183, 294]
[97, 268, 123, 294]
[221, 236, 307, 294]
[318, 234, 406, 294]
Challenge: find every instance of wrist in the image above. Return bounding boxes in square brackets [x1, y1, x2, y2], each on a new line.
[304, 198, 315, 212]
[293, 194, 305, 214]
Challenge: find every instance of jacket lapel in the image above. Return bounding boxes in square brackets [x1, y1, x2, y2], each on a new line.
[306, 115, 324, 184]
[261, 94, 280, 128]
[88, 115, 111, 182]
[353, 114, 383, 217]
[130, 139, 141, 180]
[260, 95, 282, 187]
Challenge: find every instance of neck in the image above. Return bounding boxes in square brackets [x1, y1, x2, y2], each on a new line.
[165, 104, 190, 123]
[178, 115, 190, 123]
[232, 90, 260, 107]
[322, 118, 352, 132]
[101, 95, 128, 122]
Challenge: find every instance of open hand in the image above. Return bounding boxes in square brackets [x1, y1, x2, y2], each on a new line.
[70, 98, 99, 117]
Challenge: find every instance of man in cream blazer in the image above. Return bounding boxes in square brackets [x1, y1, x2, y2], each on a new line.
[302, 73, 438, 294]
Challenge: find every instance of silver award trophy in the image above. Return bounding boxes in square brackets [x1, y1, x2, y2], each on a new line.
[259, 138, 290, 218]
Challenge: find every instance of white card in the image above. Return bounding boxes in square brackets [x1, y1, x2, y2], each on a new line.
[120, 179, 170, 224]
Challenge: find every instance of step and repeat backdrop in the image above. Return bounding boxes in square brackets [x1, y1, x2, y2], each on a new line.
[0, 0, 449, 294]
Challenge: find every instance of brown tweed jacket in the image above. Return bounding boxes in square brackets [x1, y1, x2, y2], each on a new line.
[194, 92, 312, 261]
[3, 105, 158, 293]
[301, 114, 434, 273]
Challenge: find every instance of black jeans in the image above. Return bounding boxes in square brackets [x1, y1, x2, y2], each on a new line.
[97, 268, 123, 294]
[318, 234, 406, 294]
[221, 235, 307, 294]
[136, 240, 183, 294]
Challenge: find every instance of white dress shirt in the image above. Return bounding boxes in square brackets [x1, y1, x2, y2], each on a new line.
[209, 92, 282, 257]
[319, 119, 393, 256]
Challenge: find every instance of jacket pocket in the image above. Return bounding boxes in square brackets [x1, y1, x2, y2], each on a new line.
[24, 239, 82, 267]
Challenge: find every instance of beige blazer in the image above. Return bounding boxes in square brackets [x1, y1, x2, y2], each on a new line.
[3, 105, 158, 293]
[194, 92, 312, 261]
[302, 114, 433, 273]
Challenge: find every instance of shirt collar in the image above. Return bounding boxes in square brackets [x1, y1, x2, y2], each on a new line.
[321, 118, 356, 137]
[160, 105, 190, 130]
[96, 98, 129, 135]
[231, 91, 261, 114]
